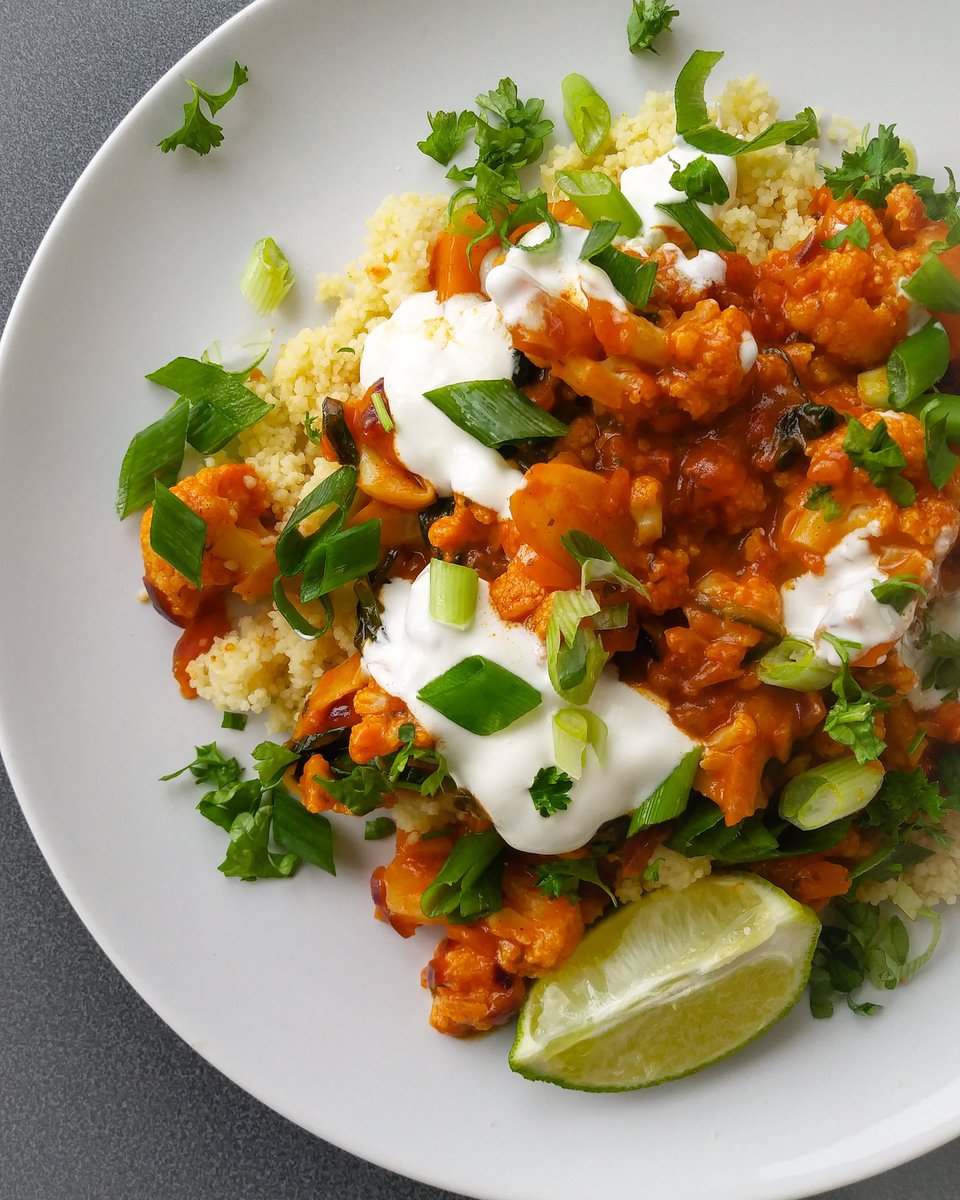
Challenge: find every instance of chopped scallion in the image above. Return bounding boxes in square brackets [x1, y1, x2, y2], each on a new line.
[561, 73, 611, 157]
[299, 520, 381, 602]
[589, 248, 658, 308]
[779, 756, 885, 831]
[902, 253, 960, 313]
[420, 828, 505, 922]
[423, 379, 567, 447]
[371, 390, 395, 432]
[239, 237, 295, 315]
[417, 656, 541, 735]
[429, 559, 479, 630]
[820, 219, 870, 250]
[364, 816, 397, 841]
[578, 219, 621, 261]
[886, 321, 950, 409]
[561, 529, 648, 594]
[555, 170, 642, 238]
[146, 355, 273, 455]
[552, 707, 608, 779]
[655, 200, 735, 251]
[546, 591, 608, 705]
[149, 480, 207, 589]
[627, 747, 701, 835]
[759, 636, 839, 691]
[274, 466, 356, 577]
[221, 712, 248, 731]
[272, 578, 333, 640]
[115, 398, 189, 519]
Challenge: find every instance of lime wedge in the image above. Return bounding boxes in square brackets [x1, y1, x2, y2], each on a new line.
[509, 872, 819, 1090]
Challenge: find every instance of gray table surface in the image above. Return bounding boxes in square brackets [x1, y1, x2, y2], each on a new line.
[1, 2, 959, 1197]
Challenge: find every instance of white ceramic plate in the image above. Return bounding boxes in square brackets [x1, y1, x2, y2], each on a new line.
[3, 1, 960, 1196]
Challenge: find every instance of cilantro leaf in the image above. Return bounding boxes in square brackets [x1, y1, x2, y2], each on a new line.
[822, 124, 909, 207]
[271, 785, 335, 874]
[417, 109, 477, 165]
[842, 417, 916, 507]
[786, 107, 820, 147]
[821, 218, 871, 250]
[252, 741, 300, 788]
[627, 0, 679, 55]
[158, 62, 249, 156]
[804, 484, 843, 522]
[821, 633, 890, 764]
[529, 766, 575, 817]
[534, 856, 616, 904]
[870, 574, 927, 614]
[668, 154, 730, 205]
[197, 778, 262, 831]
[862, 767, 958, 846]
[160, 743, 242, 788]
[218, 805, 299, 881]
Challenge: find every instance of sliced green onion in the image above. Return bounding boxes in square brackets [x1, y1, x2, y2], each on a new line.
[354, 578, 383, 649]
[886, 321, 950, 409]
[579, 219, 621, 261]
[561, 73, 611, 156]
[272, 577, 333, 640]
[848, 841, 932, 883]
[902, 253, 960, 313]
[779, 757, 885, 830]
[589, 248, 658, 308]
[429, 559, 479, 630]
[899, 907, 942, 983]
[505, 194, 561, 255]
[759, 636, 839, 691]
[592, 603, 629, 630]
[239, 237, 295, 315]
[423, 380, 568, 447]
[552, 707, 608, 779]
[417, 656, 541, 735]
[674, 50, 816, 156]
[550, 588, 601, 643]
[546, 591, 608, 705]
[420, 828, 505, 922]
[221, 712, 247, 730]
[627, 747, 701, 835]
[655, 200, 735, 252]
[923, 403, 960, 489]
[561, 529, 648, 594]
[115, 398, 189, 519]
[299, 519, 381, 602]
[149, 480, 206, 589]
[364, 816, 397, 841]
[821, 218, 871, 250]
[906, 392, 960, 441]
[146, 356, 273, 455]
[371, 391, 395, 433]
[274, 466, 356, 577]
[555, 170, 642, 238]
[271, 785, 335, 875]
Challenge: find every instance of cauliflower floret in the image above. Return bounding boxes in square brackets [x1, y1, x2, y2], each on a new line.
[658, 299, 756, 421]
[140, 464, 275, 624]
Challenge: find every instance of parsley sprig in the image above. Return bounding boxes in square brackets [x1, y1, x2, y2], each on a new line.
[627, 0, 679, 55]
[534, 855, 616, 904]
[158, 62, 249, 155]
[821, 634, 891, 764]
[529, 766, 575, 817]
[842, 417, 916, 507]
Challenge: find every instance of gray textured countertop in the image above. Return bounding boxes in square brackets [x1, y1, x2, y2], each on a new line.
[1, 2, 959, 1197]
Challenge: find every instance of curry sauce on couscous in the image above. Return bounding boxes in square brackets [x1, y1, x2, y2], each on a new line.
[125, 46, 960, 1080]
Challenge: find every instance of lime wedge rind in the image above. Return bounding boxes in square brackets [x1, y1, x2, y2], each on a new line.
[509, 873, 819, 1092]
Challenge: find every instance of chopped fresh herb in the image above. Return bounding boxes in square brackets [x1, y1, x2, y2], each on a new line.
[919, 623, 960, 699]
[149, 480, 207, 589]
[561, 529, 648, 594]
[771, 401, 840, 470]
[239, 237, 295, 315]
[303, 413, 322, 445]
[561, 73, 611, 156]
[420, 829, 505, 923]
[674, 50, 816, 157]
[218, 804, 299, 881]
[423, 379, 567, 448]
[821, 633, 890, 764]
[158, 62, 249, 155]
[643, 858, 662, 883]
[353, 578, 383, 650]
[579, 219, 621, 260]
[669, 154, 730, 205]
[655, 200, 735, 251]
[759, 635, 839, 692]
[529, 766, 575, 817]
[274, 465, 356, 576]
[251, 741, 300, 788]
[903, 251, 960, 314]
[221, 712, 247, 731]
[627, 0, 679, 55]
[848, 841, 932, 884]
[870, 574, 927, 614]
[555, 171, 642, 238]
[417, 109, 477, 165]
[886, 321, 949, 410]
[161, 742, 242, 787]
[627, 748, 701, 835]
[196, 778, 262, 831]
[429, 559, 479, 631]
[822, 124, 907, 206]
[923, 405, 960, 490]
[364, 817, 397, 841]
[299, 520, 382, 603]
[589, 248, 658, 308]
[534, 856, 616, 904]
[821, 218, 870, 250]
[146, 354, 273, 455]
[115, 399, 189, 519]
[371, 391, 394, 433]
[318, 763, 392, 816]
[842, 417, 916, 507]
[271, 785, 335, 874]
[552, 707, 608, 780]
[417, 656, 542, 735]
[546, 591, 608, 705]
[804, 484, 843, 522]
[272, 579, 333, 641]
[862, 766, 959, 846]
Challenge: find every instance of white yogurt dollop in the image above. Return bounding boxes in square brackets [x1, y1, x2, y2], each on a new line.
[485, 221, 626, 332]
[619, 141, 738, 251]
[362, 565, 696, 854]
[781, 522, 916, 666]
[359, 291, 522, 516]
